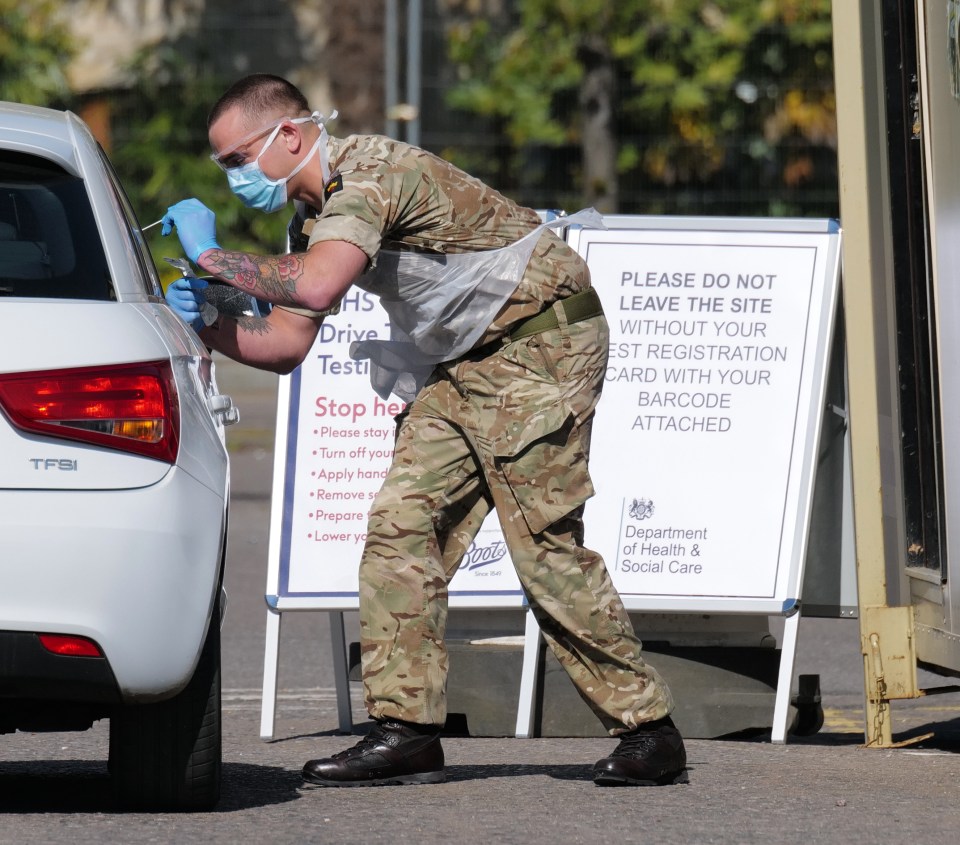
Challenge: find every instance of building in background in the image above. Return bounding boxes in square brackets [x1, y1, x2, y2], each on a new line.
[62, 0, 385, 147]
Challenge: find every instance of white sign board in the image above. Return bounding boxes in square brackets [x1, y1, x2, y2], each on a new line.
[265, 217, 840, 617]
[265, 289, 522, 611]
[571, 217, 841, 613]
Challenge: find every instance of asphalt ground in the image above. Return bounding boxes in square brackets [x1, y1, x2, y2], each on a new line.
[3, 354, 960, 844]
[213, 355, 960, 842]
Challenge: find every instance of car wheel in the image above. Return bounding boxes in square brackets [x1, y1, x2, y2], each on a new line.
[109, 598, 221, 811]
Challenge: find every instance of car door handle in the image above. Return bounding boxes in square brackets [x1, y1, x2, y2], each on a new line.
[208, 393, 240, 426]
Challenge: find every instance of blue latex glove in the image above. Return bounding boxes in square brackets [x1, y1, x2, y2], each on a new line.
[165, 276, 210, 332]
[161, 198, 221, 263]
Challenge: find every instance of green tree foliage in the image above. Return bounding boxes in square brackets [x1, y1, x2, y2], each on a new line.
[0, 0, 76, 106]
[0, 8, 287, 286]
[445, 0, 836, 216]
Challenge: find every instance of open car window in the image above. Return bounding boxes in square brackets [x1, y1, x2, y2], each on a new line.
[0, 150, 115, 301]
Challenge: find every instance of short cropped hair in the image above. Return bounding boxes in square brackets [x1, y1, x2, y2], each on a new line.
[208, 74, 310, 130]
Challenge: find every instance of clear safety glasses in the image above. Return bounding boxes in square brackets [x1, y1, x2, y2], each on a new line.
[209, 112, 334, 172]
[209, 119, 290, 172]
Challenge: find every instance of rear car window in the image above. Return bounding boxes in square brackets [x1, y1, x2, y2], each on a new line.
[0, 150, 115, 301]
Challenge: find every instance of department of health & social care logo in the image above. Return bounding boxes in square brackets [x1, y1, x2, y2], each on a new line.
[629, 497, 655, 520]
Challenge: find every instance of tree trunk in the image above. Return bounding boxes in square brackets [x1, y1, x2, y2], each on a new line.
[578, 35, 617, 213]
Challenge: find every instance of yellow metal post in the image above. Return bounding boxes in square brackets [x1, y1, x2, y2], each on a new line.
[830, 0, 918, 747]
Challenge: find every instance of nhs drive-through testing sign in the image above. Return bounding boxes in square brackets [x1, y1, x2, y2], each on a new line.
[267, 287, 524, 610]
[266, 216, 840, 616]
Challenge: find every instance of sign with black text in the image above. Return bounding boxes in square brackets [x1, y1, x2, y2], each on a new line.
[569, 218, 841, 612]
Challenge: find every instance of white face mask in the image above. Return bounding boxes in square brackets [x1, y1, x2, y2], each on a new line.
[223, 111, 337, 213]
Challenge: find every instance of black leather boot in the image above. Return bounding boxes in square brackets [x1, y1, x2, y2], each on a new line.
[302, 719, 445, 787]
[592, 715, 689, 786]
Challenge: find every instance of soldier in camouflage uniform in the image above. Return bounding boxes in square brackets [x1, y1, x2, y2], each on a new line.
[162, 74, 688, 788]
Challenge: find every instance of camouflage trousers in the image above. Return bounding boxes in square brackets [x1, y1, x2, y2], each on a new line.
[358, 299, 674, 734]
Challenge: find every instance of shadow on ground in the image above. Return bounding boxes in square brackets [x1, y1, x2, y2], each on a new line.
[0, 761, 302, 814]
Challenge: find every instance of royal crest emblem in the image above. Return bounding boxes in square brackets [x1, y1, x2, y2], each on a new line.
[629, 498, 655, 520]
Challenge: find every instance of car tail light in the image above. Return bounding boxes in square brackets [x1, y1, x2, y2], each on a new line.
[38, 634, 104, 657]
[0, 360, 180, 463]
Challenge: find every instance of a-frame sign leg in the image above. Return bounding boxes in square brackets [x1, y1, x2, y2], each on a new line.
[329, 610, 354, 734]
[514, 609, 543, 738]
[259, 606, 282, 740]
[771, 608, 801, 743]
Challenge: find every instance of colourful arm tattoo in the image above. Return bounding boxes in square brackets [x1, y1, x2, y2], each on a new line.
[201, 249, 306, 308]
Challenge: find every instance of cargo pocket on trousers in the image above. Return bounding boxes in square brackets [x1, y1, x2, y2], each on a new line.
[493, 401, 595, 535]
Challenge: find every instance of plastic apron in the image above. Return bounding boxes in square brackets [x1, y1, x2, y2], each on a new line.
[349, 208, 604, 402]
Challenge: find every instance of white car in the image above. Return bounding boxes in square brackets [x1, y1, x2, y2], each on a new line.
[0, 102, 236, 810]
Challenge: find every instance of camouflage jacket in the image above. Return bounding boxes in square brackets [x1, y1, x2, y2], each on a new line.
[291, 133, 591, 346]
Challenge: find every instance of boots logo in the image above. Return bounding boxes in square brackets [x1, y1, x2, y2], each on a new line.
[629, 497, 655, 520]
[465, 539, 508, 570]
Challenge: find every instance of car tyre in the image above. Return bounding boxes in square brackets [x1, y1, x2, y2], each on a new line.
[109, 598, 221, 811]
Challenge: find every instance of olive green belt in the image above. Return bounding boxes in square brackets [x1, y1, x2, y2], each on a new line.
[508, 287, 603, 341]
